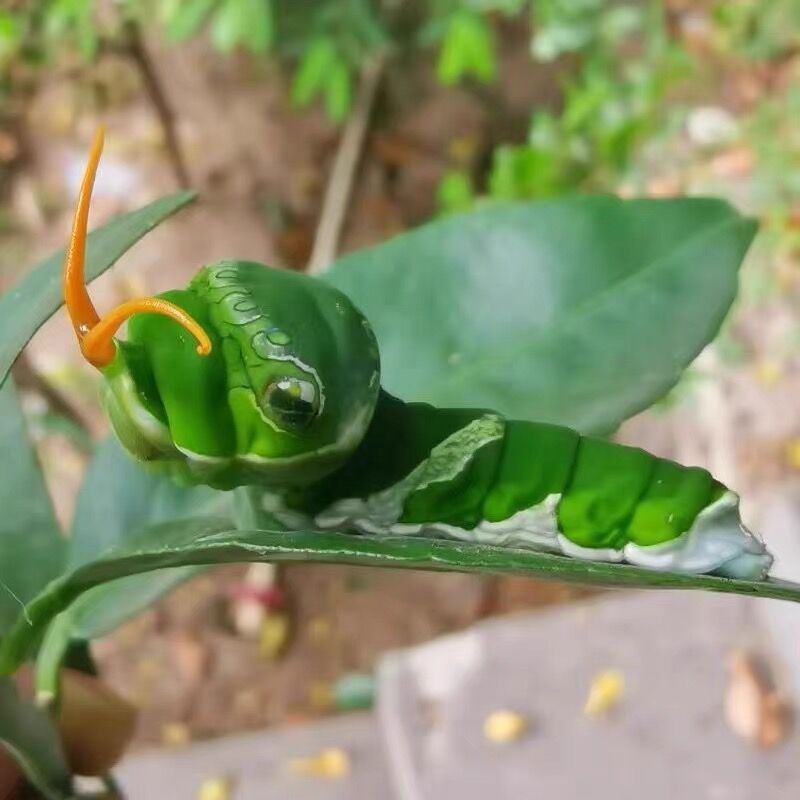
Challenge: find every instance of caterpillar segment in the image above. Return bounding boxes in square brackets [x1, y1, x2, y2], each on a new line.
[282, 393, 773, 580]
[97, 261, 381, 490]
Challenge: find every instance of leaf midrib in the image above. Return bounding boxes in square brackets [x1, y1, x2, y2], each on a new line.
[2, 523, 799, 676]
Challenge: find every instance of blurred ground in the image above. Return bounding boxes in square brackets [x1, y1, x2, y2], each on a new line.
[116, 581, 800, 799]
[96, 565, 587, 745]
[1, 10, 799, 752]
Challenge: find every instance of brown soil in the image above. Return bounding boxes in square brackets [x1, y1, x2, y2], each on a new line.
[93, 565, 590, 747]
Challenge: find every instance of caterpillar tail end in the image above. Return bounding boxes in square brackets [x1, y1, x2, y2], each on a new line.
[624, 491, 773, 581]
[712, 549, 773, 580]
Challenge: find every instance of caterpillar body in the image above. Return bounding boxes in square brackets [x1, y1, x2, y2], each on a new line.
[63, 129, 772, 582]
[279, 392, 771, 580]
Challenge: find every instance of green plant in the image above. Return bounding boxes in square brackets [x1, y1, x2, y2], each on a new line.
[162, 0, 273, 54]
[709, 0, 800, 61]
[289, 35, 353, 123]
[0, 1, 526, 124]
[436, 0, 693, 210]
[0, 0, 101, 75]
[436, 7, 496, 85]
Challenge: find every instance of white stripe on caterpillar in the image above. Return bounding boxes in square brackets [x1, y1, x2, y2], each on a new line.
[307, 489, 771, 579]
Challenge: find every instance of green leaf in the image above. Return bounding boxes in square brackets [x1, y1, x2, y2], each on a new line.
[41, 0, 99, 61]
[0, 191, 196, 390]
[436, 170, 476, 215]
[243, 0, 273, 53]
[31, 439, 230, 699]
[69, 437, 228, 568]
[0, 677, 73, 800]
[69, 569, 202, 642]
[323, 59, 352, 123]
[164, 0, 216, 41]
[0, 380, 64, 638]
[325, 197, 757, 435]
[209, 0, 242, 52]
[3, 525, 800, 676]
[488, 145, 563, 199]
[62, 437, 230, 642]
[290, 36, 351, 122]
[436, 10, 496, 85]
[291, 37, 337, 108]
[0, 11, 21, 62]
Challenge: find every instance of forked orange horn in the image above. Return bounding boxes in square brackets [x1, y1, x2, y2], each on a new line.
[63, 127, 211, 368]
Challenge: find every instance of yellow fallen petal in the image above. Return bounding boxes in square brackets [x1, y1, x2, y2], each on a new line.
[753, 360, 782, 387]
[259, 612, 291, 661]
[785, 439, 800, 471]
[307, 616, 333, 644]
[483, 710, 529, 743]
[161, 722, 191, 747]
[448, 135, 479, 164]
[584, 670, 625, 717]
[288, 748, 350, 778]
[308, 681, 334, 713]
[196, 776, 232, 800]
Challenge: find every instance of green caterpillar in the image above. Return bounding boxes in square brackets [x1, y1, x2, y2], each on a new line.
[64, 129, 772, 581]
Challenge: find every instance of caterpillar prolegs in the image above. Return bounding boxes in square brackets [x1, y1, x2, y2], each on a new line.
[276, 392, 773, 580]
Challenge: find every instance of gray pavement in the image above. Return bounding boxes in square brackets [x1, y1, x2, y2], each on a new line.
[380, 590, 796, 800]
[115, 712, 393, 799]
[118, 590, 800, 800]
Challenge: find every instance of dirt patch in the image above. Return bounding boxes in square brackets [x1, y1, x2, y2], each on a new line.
[93, 564, 590, 747]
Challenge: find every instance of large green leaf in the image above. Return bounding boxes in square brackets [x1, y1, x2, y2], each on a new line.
[0, 380, 65, 637]
[0, 677, 73, 800]
[325, 196, 757, 434]
[0, 191, 196, 389]
[3, 525, 800, 676]
[69, 437, 228, 567]
[66, 437, 231, 638]
[33, 439, 231, 698]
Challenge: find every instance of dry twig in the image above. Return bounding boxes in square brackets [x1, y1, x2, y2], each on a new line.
[307, 53, 387, 274]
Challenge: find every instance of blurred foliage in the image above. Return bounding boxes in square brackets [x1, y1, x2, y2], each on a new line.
[709, 0, 800, 61]
[439, 0, 692, 212]
[436, 8, 496, 85]
[1, 0, 799, 357]
[0, 0, 522, 122]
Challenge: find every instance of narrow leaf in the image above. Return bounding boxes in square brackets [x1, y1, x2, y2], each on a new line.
[291, 37, 336, 107]
[61, 437, 230, 645]
[69, 437, 228, 568]
[2, 525, 800, 676]
[33, 439, 230, 697]
[0, 380, 64, 637]
[0, 191, 196, 389]
[165, 0, 216, 41]
[0, 677, 73, 800]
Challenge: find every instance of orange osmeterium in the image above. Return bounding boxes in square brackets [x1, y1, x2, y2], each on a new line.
[63, 126, 211, 369]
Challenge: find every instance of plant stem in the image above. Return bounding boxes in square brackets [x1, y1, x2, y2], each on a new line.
[119, 21, 191, 190]
[307, 52, 387, 274]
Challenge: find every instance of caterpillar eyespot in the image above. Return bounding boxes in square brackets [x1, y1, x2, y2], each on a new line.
[63, 129, 774, 583]
[263, 377, 319, 429]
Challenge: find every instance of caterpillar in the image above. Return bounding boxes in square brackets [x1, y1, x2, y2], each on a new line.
[63, 129, 773, 581]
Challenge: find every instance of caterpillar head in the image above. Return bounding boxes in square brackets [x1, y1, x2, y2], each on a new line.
[65, 129, 380, 489]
